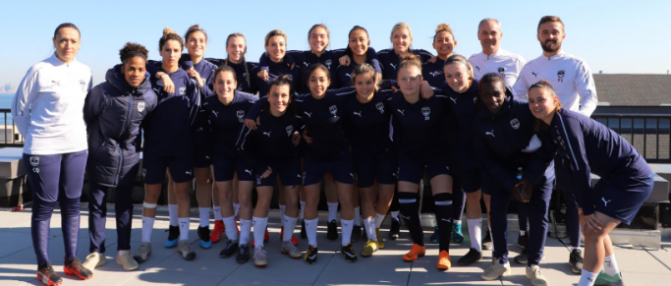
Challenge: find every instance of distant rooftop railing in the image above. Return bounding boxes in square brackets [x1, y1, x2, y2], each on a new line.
[0, 109, 23, 147]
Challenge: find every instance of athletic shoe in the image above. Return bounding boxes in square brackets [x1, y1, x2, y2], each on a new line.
[514, 248, 529, 265]
[389, 217, 400, 240]
[376, 228, 385, 249]
[402, 243, 426, 262]
[327, 220, 338, 241]
[518, 232, 529, 249]
[165, 225, 180, 248]
[594, 271, 625, 286]
[300, 220, 307, 239]
[280, 226, 299, 246]
[37, 262, 62, 286]
[351, 225, 362, 243]
[64, 258, 93, 280]
[361, 239, 379, 257]
[429, 225, 440, 243]
[281, 240, 302, 259]
[219, 240, 238, 258]
[211, 220, 225, 243]
[253, 247, 268, 268]
[198, 226, 212, 249]
[452, 221, 464, 243]
[133, 242, 152, 264]
[251, 228, 270, 247]
[482, 230, 493, 250]
[481, 261, 511, 280]
[437, 250, 451, 271]
[569, 249, 584, 274]
[178, 240, 196, 261]
[304, 245, 318, 264]
[82, 252, 106, 271]
[526, 266, 548, 286]
[341, 243, 358, 262]
[116, 251, 139, 271]
[236, 244, 250, 264]
[458, 248, 483, 266]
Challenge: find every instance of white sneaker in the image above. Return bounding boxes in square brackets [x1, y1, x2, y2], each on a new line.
[281, 241, 302, 259]
[253, 247, 268, 267]
[526, 266, 548, 286]
[481, 261, 511, 280]
[82, 252, 106, 270]
[116, 251, 139, 271]
[134, 242, 152, 263]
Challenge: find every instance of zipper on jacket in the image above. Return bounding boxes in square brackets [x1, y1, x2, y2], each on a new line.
[116, 92, 134, 185]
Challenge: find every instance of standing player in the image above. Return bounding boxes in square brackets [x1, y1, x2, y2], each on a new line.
[513, 16, 598, 274]
[12, 23, 93, 285]
[332, 25, 382, 88]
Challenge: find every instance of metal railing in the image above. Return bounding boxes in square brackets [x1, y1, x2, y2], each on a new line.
[0, 109, 24, 147]
[592, 113, 671, 163]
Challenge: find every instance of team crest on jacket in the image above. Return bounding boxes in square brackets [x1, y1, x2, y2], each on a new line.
[557, 70, 565, 82]
[137, 102, 146, 112]
[286, 125, 293, 136]
[421, 107, 431, 120]
[80, 79, 87, 92]
[429, 71, 442, 77]
[325, 59, 332, 69]
[236, 110, 245, 122]
[329, 105, 338, 116]
[510, 118, 520, 129]
[375, 102, 385, 114]
[29, 156, 39, 167]
[498, 67, 506, 78]
[179, 87, 186, 95]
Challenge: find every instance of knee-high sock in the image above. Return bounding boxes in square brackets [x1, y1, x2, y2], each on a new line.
[433, 193, 454, 252]
[375, 213, 386, 228]
[282, 215, 298, 242]
[398, 192, 423, 246]
[168, 204, 179, 226]
[233, 203, 240, 218]
[327, 202, 339, 222]
[252, 217, 268, 248]
[178, 217, 190, 241]
[363, 218, 377, 241]
[223, 216, 238, 241]
[279, 204, 286, 227]
[199, 207, 210, 227]
[239, 219, 252, 245]
[213, 206, 223, 221]
[467, 218, 482, 252]
[305, 218, 319, 248]
[300, 201, 306, 220]
[142, 216, 155, 243]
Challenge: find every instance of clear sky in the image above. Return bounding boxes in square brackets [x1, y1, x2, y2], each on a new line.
[0, 0, 666, 91]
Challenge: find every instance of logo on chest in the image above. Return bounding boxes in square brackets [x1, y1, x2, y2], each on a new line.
[421, 107, 431, 120]
[389, 63, 397, 70]
[325, 59, 333, 69]
[329, 105, 338, 116]
[375, 102, 385, 114]
[286, 125, 294, 136]
[179, 87, 186, 95]
[429, 71, 442, 77]
[79, 79, 87, 92]
[557, 70, 565, 82]
[497, 67, 506, 78]
[137, 102, 146, 112]
[236, 110, 245, 122]
[510, 118, 520, 129]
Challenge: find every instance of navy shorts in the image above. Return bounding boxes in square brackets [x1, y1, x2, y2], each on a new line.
[212, 151, 255, 182]
[352, 148, 397, 188]
[397, 152, 452, 184]
[593, 172, 654, 225]
[143, 151, 194, 184]
[455, 156, 483, 194]
[192, 131, 212, 168]
[303, 150, 354, 185]
[256, 156, 302, 187]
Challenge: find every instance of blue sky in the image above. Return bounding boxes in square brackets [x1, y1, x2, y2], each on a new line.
[0, 0, 666, 91]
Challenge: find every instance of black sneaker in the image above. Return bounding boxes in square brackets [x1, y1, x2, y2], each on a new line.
[569, 249, 584, 274]
[517, 232, 529, 249]
[341, 243, 358, 263]
[389, 217, 400, 240]
[164, 225, 180, 248]
[351, 225, 362, 243]
[457, 248, 483, 266]
[327, 220, 338, 241]
[198, 226, 212, 249]
[514, 248, 528, 265]
[482, 230, 493, 250]
[304, 245, 318, 264]
[300, 220, 307, 239]
[37, 262, 62, 286]
[236, 244, 250, 264]
[220, 240, 239, 258]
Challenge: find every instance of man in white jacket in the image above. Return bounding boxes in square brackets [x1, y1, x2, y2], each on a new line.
[469, 18, 526, 89]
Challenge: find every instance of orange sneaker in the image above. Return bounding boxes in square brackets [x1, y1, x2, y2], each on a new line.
[280, 226, 299, 246]
[211, 220, 225, 243]
[437, 250, 451, 271]
[402, 244, 426, 262]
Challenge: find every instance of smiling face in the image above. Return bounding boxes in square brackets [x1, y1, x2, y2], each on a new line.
[53, 27, 80, 63]
[444, 62, 471, 93]
[478, 20, 502, 55]
[266, 35, 286, 62]
[391, 28, 412, 54]
[308, 67, 330, 97]
[528, 86, 559, 122]
[349, 29, 369, 56]
[186, 31, 207, 59]
[121, 56, 146, 88]
[268, 84, 291, 114]
[226, 36, 246, 63]
[537, 21, 565, 54]
[433, 31, 456, 58]
[397, 65, 422, 97]
[309, 26, 329, 54]
[214, 70, 237, 99]
[354, 72, 376, 98]
[479, 80, 506, 114]
[160, 39, 182, 67]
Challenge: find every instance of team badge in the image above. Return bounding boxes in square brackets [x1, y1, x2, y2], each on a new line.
[29, 156, 39, 167]
[325, 59, 332, 69]
[421, 107, 431, 120]
[80, 79, 87, 92]
[329, 105, 338, 116]
[179, 87, 186, 95]
[236, 110, 245, 122]
[137, 102, 145, 112]
[375, 102, 384, 114]
[510, 118, 520, 129]
[286, 125, 294, 136]
[33, 168, 40, 174]
[498, 67, 506, 78]
[557, 70, 565, 82]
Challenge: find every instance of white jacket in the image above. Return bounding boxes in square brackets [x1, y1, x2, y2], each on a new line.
[12, 54, 92, 155]
[469, 48, 526, 89]
[512, 50, 597, 116]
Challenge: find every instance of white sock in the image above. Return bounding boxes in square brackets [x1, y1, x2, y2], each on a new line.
[142, 216, 155, 243]
[223, 216, 238, 241]
[341, 219, 354, 246]
[253, 216, 268, 248]
[233, 203, 240, 217]
[327, 202, 339, 222]
[282, 215, 298, 242]
[178, 217, 190, 241]
[239, 219, 252, 244]
[353, 207, 362, 226]
[578, 269, 598, 286]
[488, 226, 494, 252]
[467, 218, 482, 252]
[279, 205, 286, 226]
[603, 254, 620, 276]
[198, 207, 210, 227]
[300, 201, 306, 220]
[305, 218, 319, 248]
[363, 218, 377, 241]
[375, 213, 386, 228]
[520, 230, 526, 236]
[213, 206, 222, 221]
[168, 204, 178, 226]
[390, 210, 400, 219]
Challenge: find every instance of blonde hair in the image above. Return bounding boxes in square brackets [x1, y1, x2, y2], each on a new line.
[434, 23, 455, 43]
[390, 22, 413, 49]
[265, 29, 287, 46]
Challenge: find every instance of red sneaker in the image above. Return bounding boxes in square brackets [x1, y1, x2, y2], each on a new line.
[63, 258, 92, 280]
[37, 262, 62, 286]
[211, 220, 225, 243]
